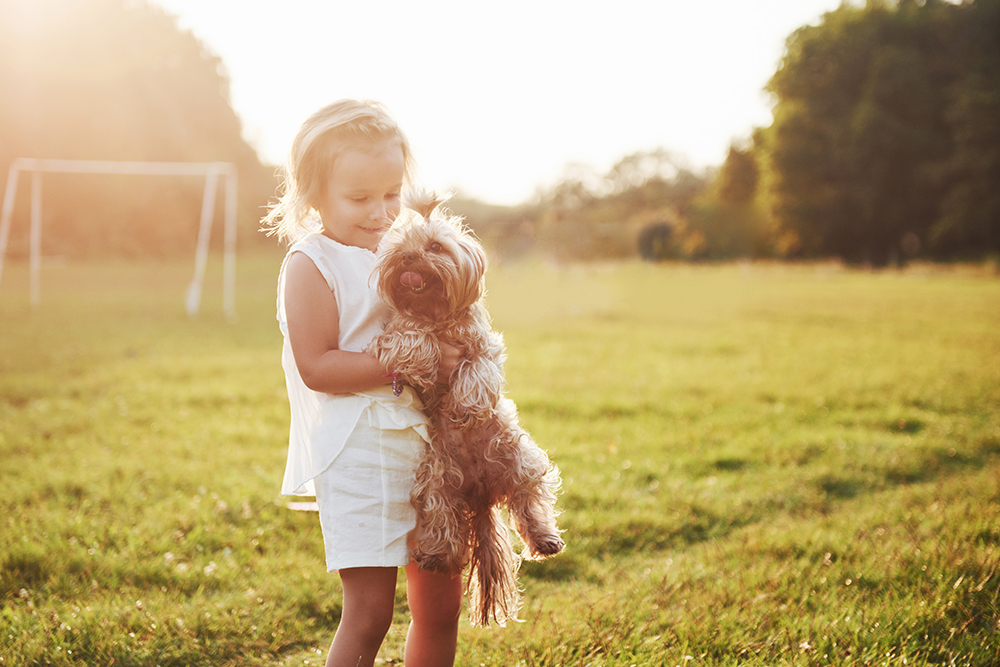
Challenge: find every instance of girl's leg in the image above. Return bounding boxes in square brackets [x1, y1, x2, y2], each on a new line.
[403, 562, 463, 667]
[326, 567, 398, 667]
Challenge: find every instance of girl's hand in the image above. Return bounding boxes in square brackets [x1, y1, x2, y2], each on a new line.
[438, 342, 465, 385]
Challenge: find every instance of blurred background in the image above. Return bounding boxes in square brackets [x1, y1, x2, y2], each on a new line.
[1, 0, 997, 267]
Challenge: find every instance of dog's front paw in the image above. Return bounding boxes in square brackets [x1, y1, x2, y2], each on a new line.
[370, 330, 440, 391]
[449, 363, 502, 415]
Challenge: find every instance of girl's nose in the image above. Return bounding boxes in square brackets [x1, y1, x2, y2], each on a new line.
[370, 201, 387, 220]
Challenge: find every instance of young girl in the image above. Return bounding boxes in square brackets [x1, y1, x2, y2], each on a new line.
[263, 99, 464, 667]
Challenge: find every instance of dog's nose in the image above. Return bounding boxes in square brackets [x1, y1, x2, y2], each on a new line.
[401, 252, 416, 265]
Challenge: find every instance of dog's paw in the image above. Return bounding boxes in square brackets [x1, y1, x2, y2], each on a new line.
[526, 534, 565, 559]
[413, 550, 463, 574]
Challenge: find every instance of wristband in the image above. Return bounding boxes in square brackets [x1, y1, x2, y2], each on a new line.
[385, 372, 403, 397]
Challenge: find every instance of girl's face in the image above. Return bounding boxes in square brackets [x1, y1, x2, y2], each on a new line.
[317, 139, 405, 252]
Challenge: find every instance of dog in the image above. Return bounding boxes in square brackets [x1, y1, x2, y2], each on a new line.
[368, 191, 565, 626]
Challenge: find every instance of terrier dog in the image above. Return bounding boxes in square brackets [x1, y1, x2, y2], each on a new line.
[368, 192, 564, 626]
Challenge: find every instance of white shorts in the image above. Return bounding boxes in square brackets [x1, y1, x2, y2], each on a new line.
[313, 407, 424, 571]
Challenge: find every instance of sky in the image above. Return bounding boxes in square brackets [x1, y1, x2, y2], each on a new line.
[152, 0, 848, 206]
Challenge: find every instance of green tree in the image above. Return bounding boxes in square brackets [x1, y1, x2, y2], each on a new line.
[764, 0, 961, 264]
[685, 139, 778, 259]
[717, 142, 758, 204]
[931, 0, 1000, 256]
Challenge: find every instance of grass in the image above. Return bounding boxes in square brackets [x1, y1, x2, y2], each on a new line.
[1, 255, 999, 666]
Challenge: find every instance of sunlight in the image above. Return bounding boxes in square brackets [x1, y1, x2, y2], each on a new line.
[150, 0, 847, 204]
[7, 0, 47, 36]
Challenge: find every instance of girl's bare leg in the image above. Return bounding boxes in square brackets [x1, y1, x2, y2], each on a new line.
[403, 562, 463, 666]
[326, 567, 398, 667]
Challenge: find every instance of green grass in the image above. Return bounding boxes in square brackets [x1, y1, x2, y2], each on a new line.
[1, 256, 999, 666]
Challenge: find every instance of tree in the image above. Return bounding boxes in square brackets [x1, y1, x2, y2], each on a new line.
[763, 0, 962, 264]
[931, 0, 1000, 256]
[0, 0, 275, 257]
[717, 142, 758, 204]
[682, 137, 785, 259]
[534, 151, 709, 261]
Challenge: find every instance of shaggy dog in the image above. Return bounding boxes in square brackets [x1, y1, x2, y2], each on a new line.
[368, 192, 564, 626]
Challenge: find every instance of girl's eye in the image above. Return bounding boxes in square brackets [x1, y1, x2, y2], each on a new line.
[351, 197, 368, 203]
[386, 192, 400, 200]
[429, 242, 443, 253]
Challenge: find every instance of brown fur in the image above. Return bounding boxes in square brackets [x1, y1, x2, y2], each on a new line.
[368, 192, 565, 626]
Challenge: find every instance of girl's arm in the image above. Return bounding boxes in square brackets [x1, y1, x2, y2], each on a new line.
[284, 252, 463, 394]
[283, 252, 387, 394]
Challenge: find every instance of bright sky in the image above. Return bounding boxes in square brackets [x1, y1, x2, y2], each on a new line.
[152, 0, 847, 205]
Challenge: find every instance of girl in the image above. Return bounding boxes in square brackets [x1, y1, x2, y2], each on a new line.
[263, 99, 464, 667]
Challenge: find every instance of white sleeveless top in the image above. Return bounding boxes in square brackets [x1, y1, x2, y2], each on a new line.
[276, 232, 429, 496]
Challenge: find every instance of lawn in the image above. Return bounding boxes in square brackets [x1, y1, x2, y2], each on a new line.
[1, 255, 998, 666]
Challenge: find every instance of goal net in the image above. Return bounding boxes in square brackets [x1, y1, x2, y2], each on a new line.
[0, 158, 238, 320]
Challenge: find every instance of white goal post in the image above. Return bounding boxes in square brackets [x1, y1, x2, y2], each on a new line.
[0, 158, 238, 320]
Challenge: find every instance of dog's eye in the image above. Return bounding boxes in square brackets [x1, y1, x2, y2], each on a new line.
[428, 242, 443, 253]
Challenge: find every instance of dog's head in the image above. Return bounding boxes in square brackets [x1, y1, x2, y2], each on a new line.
[376, 190, 487, 322]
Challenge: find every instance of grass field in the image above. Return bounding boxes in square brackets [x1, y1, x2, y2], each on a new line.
[1, 254, 999, 666]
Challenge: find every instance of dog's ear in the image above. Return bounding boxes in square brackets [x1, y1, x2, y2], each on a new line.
[450, 230, 488, 310]
[404, 188, 449, 220]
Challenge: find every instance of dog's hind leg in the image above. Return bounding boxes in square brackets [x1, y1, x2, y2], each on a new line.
[505, 433, 565, 559]
[411, 480, 471, 574]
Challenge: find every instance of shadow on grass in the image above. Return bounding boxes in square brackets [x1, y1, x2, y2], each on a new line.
[531, 434, 1000, 583]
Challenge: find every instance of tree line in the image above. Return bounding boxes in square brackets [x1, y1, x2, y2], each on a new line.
[461, 0, 998, 265]
[2, 0, 996, 264]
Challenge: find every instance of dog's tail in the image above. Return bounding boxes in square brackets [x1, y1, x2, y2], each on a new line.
[466, 506, 521, 627]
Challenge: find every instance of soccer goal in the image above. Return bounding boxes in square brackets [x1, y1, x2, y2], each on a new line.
[0, 158, 238, 320]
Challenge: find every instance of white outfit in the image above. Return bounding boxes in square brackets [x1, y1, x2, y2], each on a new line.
[276, 231, 429, 571]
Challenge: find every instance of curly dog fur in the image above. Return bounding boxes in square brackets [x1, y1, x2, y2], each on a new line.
[368, 191, 564, 626]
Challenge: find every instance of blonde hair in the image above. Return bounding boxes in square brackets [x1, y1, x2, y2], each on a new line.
[262, 99, 415, 244]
